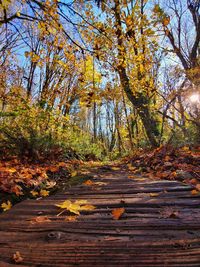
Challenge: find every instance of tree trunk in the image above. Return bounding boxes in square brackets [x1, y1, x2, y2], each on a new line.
[117, 65, 159, 147]
[113, 0, 159, 147]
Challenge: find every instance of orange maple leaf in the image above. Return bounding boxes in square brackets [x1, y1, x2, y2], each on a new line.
[30, 216, 51, 224]
[112, 207, 125, 220]
[84, 180, 94, 186]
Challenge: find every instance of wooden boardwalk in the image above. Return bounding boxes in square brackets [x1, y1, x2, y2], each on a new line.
[1, 166, 200, 266]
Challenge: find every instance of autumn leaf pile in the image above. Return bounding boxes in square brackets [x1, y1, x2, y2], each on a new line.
[128, 145, 200, 181]
[0, 159, 74, 206]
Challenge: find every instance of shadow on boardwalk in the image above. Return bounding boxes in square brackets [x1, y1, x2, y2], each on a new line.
[1, 166, 200, 266]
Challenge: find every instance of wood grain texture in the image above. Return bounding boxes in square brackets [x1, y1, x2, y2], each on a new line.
[0, 167, 200, 266]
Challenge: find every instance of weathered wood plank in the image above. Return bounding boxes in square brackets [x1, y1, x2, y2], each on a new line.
[0, 169, 200, 266]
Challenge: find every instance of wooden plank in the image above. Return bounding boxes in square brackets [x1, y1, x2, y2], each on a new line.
[0, 169, 200, 266]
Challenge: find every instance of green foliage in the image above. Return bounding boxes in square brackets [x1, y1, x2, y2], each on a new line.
[0, 101, 104, 161]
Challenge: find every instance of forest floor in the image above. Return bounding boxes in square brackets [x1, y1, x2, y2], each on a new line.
[0, 146, 200, 266]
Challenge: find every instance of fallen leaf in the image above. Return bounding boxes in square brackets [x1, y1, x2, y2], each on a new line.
[45, 181, 56, 189]
[164, 155, 171, 161]
[12, 184, 23, 196]
[182, 146, 190, 151]
[58, 162, 67, 167]
[1, 200, 12, 211]
[55, 199, 96, 216]
[94, 182, 107, 186]
[196, 184, 200, 191]
[65, 215, 78, 222]
[48, 166, 59, 172]
[128, 175, 135, 179]
[111, 167, 120, 171]
[190, 178, 198, 185]
[71, 171, 77, 177]
[80, 204, 96, 211]
[74, 200, 88, 205]
[112, 207, 125, 220]
[8, 168, 17, 173]
[127, 164, 136, 171]
[84, 180, 94, 186]
[191, 189, 199, 195]
[30, 190, 39, 197]
[40, 189, 49, 197]
[149, 193, 159, 197]
[30, 216, 51, 224]
[104, 236, 121, 241]
[171, 171, 177, 178]
[13, 251, 23, 263]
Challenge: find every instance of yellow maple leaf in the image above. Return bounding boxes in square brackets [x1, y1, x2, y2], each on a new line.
[80, 204, 96, 211]
[74, 200, 88, 205]
[56, 200, 71, 209]
[40, 189, 49, 197]
[55, 199, 95, 216]
[182, 146, 190, 151]
[71, 171, 77, 177]
[8, 168, 17, 173]
[111, 167, 120, 171]
[30, 190, 39, 197]
[127, 164, 136, 171]
[1, 200, 12, 211]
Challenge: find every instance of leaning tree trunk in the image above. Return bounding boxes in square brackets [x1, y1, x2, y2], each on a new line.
[113, 0, 159, 147]
[118, 66, 159, 147]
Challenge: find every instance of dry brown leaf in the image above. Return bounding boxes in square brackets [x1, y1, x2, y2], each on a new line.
[164, 155, 171, 161]
[13, 251, 23, 263]
[149, 193, 159, 197]
[104, 236, 121, 241]
[65, 216, 78, 222]
[191, 189, 199, 195]
[112, 207, 125, 220]
[128, 175, 135, 179]
[159, 207, 179, 219]
[195, 184, 200, 191]
[30, 216, 51, 224]
[190, 178, 198, 185]
[48, 166, 59, 172]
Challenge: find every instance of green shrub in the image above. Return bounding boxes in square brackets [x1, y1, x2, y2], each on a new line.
[0, 103, 104, 161]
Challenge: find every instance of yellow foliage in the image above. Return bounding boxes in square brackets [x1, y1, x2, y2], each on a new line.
[40, 189, 49, 197]
[55, 199, 95, 216]
[1, 200, 12, 211]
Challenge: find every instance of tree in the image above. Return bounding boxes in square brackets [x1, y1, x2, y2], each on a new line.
[154, 0, 200, 86]
[89, 0, 160, 147]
